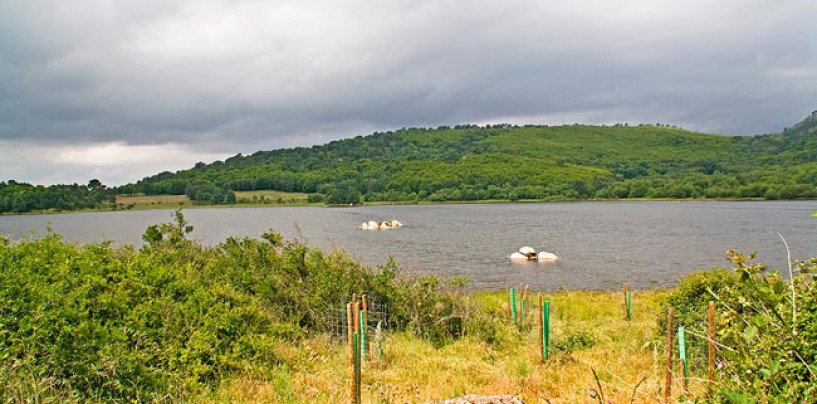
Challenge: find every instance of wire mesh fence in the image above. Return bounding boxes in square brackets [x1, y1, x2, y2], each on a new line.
[327, 292, 390, 341]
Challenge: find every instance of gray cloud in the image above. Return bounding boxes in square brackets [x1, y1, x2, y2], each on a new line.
[1, 0, 816, 184]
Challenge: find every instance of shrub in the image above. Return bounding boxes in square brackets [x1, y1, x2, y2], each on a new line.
[552, 331, 597, 356]
[0, 210, 479, 399]
[661, 251, 817, 402]
[657, 267, 739, 370]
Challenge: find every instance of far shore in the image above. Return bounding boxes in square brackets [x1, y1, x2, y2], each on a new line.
[0, 194, 779, 216]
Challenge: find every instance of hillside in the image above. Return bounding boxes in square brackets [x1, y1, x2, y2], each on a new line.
[4, 115, 817, 213]
[121, 116, 817, 205]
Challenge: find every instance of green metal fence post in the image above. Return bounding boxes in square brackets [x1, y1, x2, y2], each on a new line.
[510, 287, 517, 324]
[626, 291, 632, 320]
[543, 300, 550, 360]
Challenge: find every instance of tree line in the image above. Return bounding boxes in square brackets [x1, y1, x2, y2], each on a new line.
[0, 180, 115, 214]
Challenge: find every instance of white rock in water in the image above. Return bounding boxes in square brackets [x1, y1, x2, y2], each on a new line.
[510, 252, 529, 261]
[537, 251, 558, 261]
[361, 220, 380, 230]
[519, 246, 536, 256]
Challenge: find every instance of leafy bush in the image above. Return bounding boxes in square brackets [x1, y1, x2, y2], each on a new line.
[657, 267, 739, 370]
[661, 251, 817, 402]
[0, 210, 476, 400]
[552, 331, 597, 356]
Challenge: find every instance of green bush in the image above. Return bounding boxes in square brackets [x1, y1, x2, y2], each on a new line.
[657, 267, 739, 370]
[0, 210, 476, 400]
[552, 331, 597, 356]
[661, 251, 817, 402]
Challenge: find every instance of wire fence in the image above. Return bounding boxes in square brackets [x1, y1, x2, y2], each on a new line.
[328, 293, 390, 341]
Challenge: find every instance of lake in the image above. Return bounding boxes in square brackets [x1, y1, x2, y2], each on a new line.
[1, 201, 815, 291]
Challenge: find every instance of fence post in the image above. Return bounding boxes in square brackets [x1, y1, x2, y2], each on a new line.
[708, 301, 715, 391]
[346, 303, 353, 363]
[626, 291, 632, 321]
[353, 332, 361, 404]
[543, 300, 550, 360]
[353, 302, 361, 341]
[524, 284, 530, 322]
[361, 294, 368, 360]
[623, 283, 629, 320]
[510, 287, 517, 324]
[506, 286, 511, 321]
[678, 326, 688, 395]
[359, 309, 367, 363]
[538, 293, 544, 363]
[665, 308, 674, 403]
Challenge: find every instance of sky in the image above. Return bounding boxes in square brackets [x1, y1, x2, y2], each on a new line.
[1, 0, 816, 186]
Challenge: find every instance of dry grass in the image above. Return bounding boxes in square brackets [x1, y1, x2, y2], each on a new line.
[115, 194, 189, 207]
[234, 190, 310, 205]
[202, 290, 709, 403]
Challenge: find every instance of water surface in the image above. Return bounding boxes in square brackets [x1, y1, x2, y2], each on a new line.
[2, 201, 814, 291]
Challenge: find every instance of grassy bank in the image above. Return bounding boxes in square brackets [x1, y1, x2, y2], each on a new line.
[207, 290, 674, 403]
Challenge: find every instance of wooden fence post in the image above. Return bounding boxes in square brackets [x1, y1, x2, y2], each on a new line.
[538, 293, 544, 362]
[665, 308, 674, 403]
[506, 286, 511, 321]
[346, 303, 353, 363]
[708, 301, 715, 391]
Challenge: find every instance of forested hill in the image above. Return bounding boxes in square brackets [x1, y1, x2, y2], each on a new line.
[117, 115, 817, 205]
[5, 116, 817, 213]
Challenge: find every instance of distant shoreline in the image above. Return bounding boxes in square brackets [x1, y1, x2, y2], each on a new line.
[0, 195, 777, 216]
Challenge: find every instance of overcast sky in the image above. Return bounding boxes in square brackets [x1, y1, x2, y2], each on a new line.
[1, 0, 816, 186]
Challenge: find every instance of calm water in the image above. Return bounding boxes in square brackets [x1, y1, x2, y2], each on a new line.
[2, 201, 815, 291]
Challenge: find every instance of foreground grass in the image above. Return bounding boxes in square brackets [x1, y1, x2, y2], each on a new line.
[205, 290, 700, 403]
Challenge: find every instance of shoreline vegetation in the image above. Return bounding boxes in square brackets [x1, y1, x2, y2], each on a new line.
[1, 211, 814, 402]
[2, 192, 772, 216]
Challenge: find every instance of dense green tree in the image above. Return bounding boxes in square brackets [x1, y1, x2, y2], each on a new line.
[0, 180, 115, 214]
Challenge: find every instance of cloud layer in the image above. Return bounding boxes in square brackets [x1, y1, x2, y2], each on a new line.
[2, 0, 816, 185]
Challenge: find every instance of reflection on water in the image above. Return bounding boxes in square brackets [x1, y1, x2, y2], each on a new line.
[2, 201, 816, 291]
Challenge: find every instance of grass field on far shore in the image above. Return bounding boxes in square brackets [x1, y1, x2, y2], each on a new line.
[234, 190, 311, 204]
